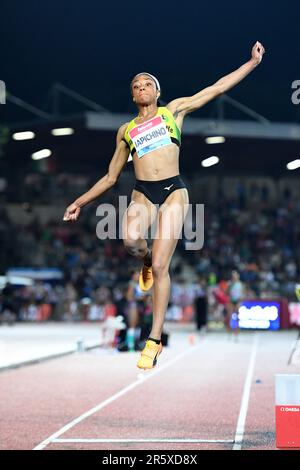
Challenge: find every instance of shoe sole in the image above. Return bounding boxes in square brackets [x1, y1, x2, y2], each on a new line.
[139, 283, 153, 292]
[137, 346, 162, 370]
[139, 267, 153, 292]
[139, 279, 153, 292]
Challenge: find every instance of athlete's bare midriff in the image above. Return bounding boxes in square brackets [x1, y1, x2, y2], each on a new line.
[132, 143, 180, 181]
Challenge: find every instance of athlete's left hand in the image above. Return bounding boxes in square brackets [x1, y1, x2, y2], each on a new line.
[251, 41, 265, 64]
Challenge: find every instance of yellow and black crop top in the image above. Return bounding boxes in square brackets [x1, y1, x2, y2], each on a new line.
[122, 106, 181, 159]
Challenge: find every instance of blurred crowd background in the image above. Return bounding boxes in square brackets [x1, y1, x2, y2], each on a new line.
[1, 170, 300, 335]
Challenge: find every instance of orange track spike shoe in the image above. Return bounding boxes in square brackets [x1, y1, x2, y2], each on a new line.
[139, 264, 153, 291]
[139, 250, 153, 291]
[137, 339, 163, 370]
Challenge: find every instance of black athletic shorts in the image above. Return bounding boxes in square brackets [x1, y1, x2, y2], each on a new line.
[133, 175, 187, 206]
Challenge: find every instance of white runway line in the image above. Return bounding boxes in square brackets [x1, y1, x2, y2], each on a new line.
[232, 333, 259, 450]
[287, 331, 300, 365]
[33, 342, 206, 450]
[53, 438, 234, 444]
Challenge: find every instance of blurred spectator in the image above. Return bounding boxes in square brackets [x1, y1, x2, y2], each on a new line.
[225, 271, 245, 335]
[194, 277, 208, 332]
[0, 282, 17, 324]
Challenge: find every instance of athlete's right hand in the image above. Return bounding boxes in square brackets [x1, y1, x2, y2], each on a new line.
[63, 202, 81, 222]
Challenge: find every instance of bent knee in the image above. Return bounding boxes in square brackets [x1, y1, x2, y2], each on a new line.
[123, 237, 140, 250]
[123, 237, 146, 258]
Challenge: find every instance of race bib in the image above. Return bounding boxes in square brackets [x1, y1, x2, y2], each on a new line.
[129, 116, 172, 158]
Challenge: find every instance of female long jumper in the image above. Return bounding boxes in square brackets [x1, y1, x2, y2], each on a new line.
[63, 41, 265, 369]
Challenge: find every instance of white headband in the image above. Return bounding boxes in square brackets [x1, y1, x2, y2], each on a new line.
[134, 72, 161, 92]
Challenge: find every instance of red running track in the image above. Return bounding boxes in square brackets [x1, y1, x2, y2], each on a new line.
[0, 330, 298, 451]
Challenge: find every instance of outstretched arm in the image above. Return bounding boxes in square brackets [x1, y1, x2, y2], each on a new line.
[63, 123, 130, 221]
[167, 41, 265, 117]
